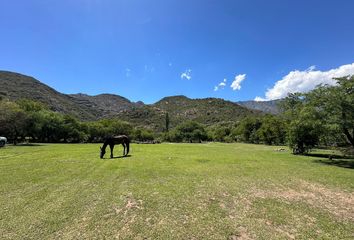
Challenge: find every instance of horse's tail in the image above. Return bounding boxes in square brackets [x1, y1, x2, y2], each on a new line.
[126, 137, 130, 155]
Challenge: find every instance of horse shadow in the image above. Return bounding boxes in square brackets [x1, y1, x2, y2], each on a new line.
[15, 143, 44, 147]
[104, 155, 132, 159]
[306, 153, 354, 169]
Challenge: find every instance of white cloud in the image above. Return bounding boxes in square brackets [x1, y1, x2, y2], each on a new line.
[307, 65, 316, 71]
[255, 63, 354, 101]
[254, 96, 266, 102]
[181, 69, 192, 80]
[125, 68, 131, 77]
[144, 65, 155, 73]
[214, 78, 227, 91]
[231, 74, 246, 91]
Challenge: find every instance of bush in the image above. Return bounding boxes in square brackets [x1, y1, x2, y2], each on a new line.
[133, 128, 155, 142]
[257, 115, 286, 145]
[206, 122, 234, 142]
[166, 121, 208, 143]
[287, 118, 322, 154]
[87, 119, 133, 142]
[232, 117, 262, 143]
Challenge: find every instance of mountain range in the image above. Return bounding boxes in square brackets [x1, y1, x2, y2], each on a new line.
[0, 71, 280, 130]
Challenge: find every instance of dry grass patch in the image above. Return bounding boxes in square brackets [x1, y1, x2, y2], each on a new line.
[251, 180, 354, 221]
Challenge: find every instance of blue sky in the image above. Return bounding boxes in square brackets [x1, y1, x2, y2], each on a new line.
[0, 0, 354, 103]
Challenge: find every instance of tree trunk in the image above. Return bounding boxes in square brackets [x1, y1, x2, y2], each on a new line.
[343, 127, 354, 148]
[341, 109, 354, 148]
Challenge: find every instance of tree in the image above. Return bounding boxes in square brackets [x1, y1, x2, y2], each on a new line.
[0, 101, 28, 144]
[281, 94, 323, 154]
[257, 115, 286, 145]
[87, 119, 133, 142]
[286, 108, 323, 154]
[133, 128, 155, 142]
[233, 117, 262, 143]
[165, 112, 170, 132]
[61, 115, 88, 143]
[17, 99, 47, 112]
[169, 121, 207, 142]
[17, 99, 47, 141]
[206, 122, 234, 142]
[37, 110, 66, 142]
[279, 93, 304, 121]
[306, 76, 354, 149]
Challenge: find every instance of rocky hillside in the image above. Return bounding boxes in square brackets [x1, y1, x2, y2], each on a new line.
[0, 71, 99, 120]
[69, 93, 142, 117]
[154, 95, 261, 127]
[0, 70, 265, 130]
[238, 100, 281, 114]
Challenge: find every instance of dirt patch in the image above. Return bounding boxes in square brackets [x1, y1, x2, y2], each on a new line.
[111, 195, 144, 239]
[274, 226, 296, 240]
[110, 195, 144, 217]
[229, 226, 253, 240]
[251, 180, 354, 221]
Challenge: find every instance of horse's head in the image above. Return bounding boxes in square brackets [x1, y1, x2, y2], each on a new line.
[100, 146, 105, 159]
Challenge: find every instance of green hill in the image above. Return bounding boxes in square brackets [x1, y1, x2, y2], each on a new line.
[0, 70, 263, 130]
[0, 71, 100, 120]
[154, 95, 262, 128]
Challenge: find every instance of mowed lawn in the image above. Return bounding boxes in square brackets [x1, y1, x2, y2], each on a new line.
[0, 143, 353, 239]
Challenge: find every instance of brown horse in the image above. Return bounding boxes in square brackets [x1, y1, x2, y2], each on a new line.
[100, 135, 130, 159]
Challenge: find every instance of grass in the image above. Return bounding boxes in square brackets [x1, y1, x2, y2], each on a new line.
[0, 143, 353, 239]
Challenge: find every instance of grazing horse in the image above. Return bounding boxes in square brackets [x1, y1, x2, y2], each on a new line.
[100, 135, 130, 159]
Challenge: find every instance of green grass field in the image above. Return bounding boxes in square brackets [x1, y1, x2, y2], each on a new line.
[0, 143, 353, 239]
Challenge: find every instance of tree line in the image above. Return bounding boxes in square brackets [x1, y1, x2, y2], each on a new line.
[0, 98, 286, 145]
[0, 99, 154, 144]
[162, 76, 354, 155]
[281, 76, 354, 154]
[0, 76, 353, 154]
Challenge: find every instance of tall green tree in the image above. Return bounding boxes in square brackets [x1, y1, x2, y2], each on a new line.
[257, 115, 286, 145]
[165, 112, 170, 132]
[233, 117, 262, 143]
[281, 93, 323, 153]
[17, 99, 47, 141]
[206, 122, 234, 142]
[0, 101, 28, 144]
[87, 119, 133, 142]
[61, 115, 88, 143]
[286, 106, 323, 154]
[133, 128, 155, 141]
[169, 121, 207, 143]
[306, 76, 354, 149]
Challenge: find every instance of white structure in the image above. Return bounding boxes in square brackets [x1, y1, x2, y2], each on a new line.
[0, 137, 7, 147]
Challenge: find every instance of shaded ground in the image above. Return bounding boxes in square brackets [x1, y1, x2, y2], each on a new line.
[305, 152, 354, 169]
[315, 159, 354, 169]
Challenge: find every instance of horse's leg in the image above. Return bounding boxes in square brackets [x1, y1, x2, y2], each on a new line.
[110, 144, 114, 158]
[122, 143, 126, 156]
